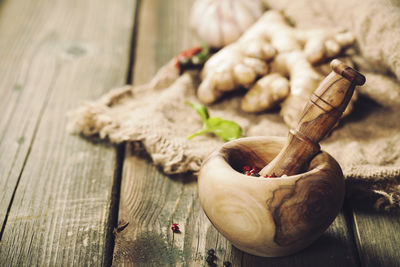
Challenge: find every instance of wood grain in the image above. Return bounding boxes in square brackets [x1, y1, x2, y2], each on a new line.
[0, 0, 136, 265]
[351, 208, 400, 267]
[113, 0, 359, 265]
[198, 137, 347, 257]
[113, 143, 211, 266]
[261, 61, 365, 177]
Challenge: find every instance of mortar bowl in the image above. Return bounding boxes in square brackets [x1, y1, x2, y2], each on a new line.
[198, 136, 345, 257]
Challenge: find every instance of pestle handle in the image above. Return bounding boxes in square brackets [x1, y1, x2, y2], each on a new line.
[259, 59, 365, 177]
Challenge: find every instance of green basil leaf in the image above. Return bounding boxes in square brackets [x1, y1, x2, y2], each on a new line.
[186, 101, 209, 122]
[206, 117, 242, 141]
[186, 128, 208, 140]
[186, 101, 242, 142]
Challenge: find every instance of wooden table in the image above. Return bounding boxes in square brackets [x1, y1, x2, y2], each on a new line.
[1, 0, 399, 266]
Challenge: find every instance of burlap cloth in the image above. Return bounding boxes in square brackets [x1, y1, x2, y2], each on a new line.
[68, 0, 400, 211]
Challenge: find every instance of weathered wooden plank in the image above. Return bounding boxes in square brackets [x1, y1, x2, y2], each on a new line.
[113, 0, 359, 266]
[113, 143, 207, 266]
[0, 0, 59, 230]
[113, 0, 201, 265]
[129, 0, 199, 85]
[240, 211, 360, 266]
[0, 0, 137, 265]
[351, 207, 400, 267]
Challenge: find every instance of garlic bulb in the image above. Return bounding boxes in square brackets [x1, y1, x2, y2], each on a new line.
[190, 0, 265, 48]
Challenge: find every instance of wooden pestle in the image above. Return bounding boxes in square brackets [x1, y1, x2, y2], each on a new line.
[259, 59, 365, 177]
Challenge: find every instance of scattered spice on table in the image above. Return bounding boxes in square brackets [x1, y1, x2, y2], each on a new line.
[207, 249, 215, 255]
[205, 249, 231, 266]
[206, 249, 217, 265]
[171, 223, 180, 233]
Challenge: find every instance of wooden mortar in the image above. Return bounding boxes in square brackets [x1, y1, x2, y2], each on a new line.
[198, 59, 365, 257]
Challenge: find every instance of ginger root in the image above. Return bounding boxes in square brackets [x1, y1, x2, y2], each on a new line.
[197, 14, 277, 103]
[197, 10, 357, 128]
[241, 73, 289, 112]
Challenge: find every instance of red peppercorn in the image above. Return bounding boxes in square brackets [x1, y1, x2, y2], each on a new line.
[242, 165, 251, 172]
[264, 173, 277, 178]
[182, 46, 202, 57]
[171, 223, 180, 233]
[174, 46, 203, 70]
[243, 166, 260, 176]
